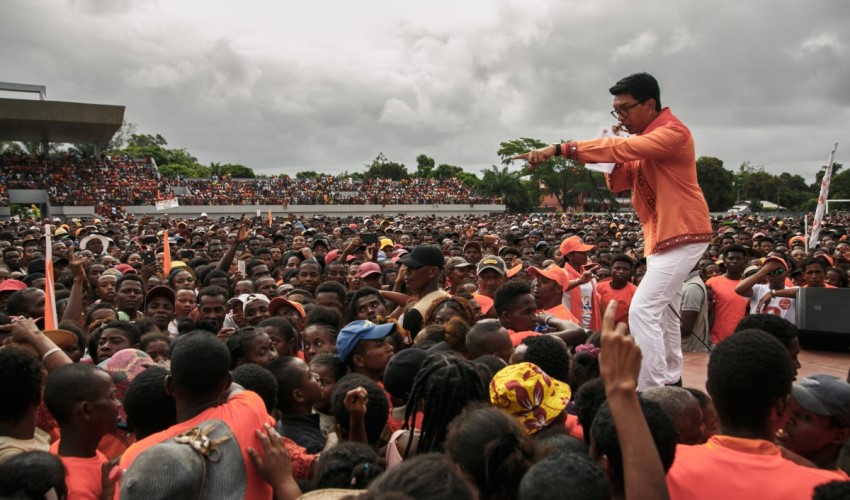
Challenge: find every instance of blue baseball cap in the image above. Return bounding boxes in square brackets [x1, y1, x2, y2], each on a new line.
[335, 320, 396, 364]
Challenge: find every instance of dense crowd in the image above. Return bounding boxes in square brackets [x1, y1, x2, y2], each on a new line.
[0, 154, 499, 216]
[0, 153, 172, 216]
[172, 176, 497, 206]
[0, 209, 849, 499]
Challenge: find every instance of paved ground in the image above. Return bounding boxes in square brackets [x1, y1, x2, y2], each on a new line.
[681, 348, 850, 392]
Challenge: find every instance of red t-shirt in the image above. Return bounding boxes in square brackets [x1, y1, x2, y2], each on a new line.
[706, 276, 748, 345]
[50, 441, 107, 500]
[117, 391, 275, 499]
[596, 282, 637, 326]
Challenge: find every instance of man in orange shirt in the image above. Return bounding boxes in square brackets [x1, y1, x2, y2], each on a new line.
[706, 245, 749, 345]
[44, 363, 119, 500]
[517, 73, 712, 391]
[596, 254, 637, 330]
[666, 330, 847, 498]
[495, 280, 586, 348]
[528, 263, 579, 323]
[116, 332, 277, 499]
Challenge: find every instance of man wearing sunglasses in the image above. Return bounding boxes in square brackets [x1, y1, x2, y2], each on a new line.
[514, 72, 712, 391]
[735, 256, 796, 325]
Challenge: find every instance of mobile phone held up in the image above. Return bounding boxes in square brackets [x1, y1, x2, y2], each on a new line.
[142, 250, 156, 266]
[360, 232, 378, 245]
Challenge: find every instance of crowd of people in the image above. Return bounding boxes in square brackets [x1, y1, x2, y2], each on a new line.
[0, 153, 173, 217]
[172, 176, 497, 207]
[0, 153, 499, 217]
[0, 208, 848, 499]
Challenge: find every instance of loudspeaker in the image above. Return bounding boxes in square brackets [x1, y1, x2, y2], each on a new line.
[796, 288, 850, 350]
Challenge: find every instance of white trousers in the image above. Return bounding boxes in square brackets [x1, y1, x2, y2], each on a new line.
[629, 242, 707, 391]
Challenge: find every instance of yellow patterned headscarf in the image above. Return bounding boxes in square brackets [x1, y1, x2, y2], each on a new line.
[489, 362, 571, 434]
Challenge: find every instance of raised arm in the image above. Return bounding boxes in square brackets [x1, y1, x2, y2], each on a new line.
[599, 300, 670, 500]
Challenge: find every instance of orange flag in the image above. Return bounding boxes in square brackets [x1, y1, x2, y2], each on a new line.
[43, 224, 58, 330]
[163, 231, 172, 275]
[268, 208, 273, 225]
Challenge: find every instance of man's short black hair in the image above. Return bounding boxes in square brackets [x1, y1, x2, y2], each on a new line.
[493, 280, 531, 317]
[116, 273, 144, 292]
[5, 288, 41, 317]
[258, 317, 298, 343]
[102, 320, 142, 346]
[804, 257, 826, 271]
[332, 373, 389, 446]
[522, 335, 569, 383]
[309, 353, 347, 382]
[123, 366, 176, 438]
[574, 378, 607, 445]
[43, 363, 105, 425]
[233, 363, 278, 414]
[609, 72, 661, 111]
[707, 329, 793, 432]
[0, 450, 68, 499]
[735, 314, 798, 349]
[202, 269, 230, 287]
[197, 285, 229, 304]
[169, 331, 232, 400]
[266, 356, 306, 412]
[519, 453, 609, 500]
[723, 244, 748, 257]
[591, 398, 677, 492]
[306, 305, 343, 331]
[0, 349, 43, 422]
[610, 253, 635, 269]
[316, 281, 347, 305]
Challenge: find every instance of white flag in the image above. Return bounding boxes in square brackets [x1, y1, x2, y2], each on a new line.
[809, 143, 838, 250]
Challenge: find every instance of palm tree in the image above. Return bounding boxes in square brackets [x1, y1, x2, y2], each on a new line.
[478, 165, 537, 213]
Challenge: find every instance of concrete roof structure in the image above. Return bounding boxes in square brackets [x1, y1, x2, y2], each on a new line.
[0, 97, 124, 144]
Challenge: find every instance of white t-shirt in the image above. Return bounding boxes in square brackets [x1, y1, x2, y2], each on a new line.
[749, 284, 796, 325]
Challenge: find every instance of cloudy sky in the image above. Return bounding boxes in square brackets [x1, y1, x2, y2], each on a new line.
[3, 0, 849, 181]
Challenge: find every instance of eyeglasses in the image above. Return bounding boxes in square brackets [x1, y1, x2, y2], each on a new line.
[769, 268, 786, 276]
[610, 101, 643, 119]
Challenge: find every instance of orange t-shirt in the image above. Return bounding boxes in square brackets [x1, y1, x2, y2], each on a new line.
[473, 293, 494, 315]
[596, 282, 637, 326]
[706, 276, 748, 345]
[667, 435, 848, 499]
[116, 391, 275, 500]
[50, 441, 107, 500]
[540, 304, 579, 323]
[507, 329, 540, 347]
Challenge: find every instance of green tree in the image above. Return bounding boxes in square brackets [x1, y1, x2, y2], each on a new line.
[477, 165, 536, 213]
[497, 138, 612, 211]
[158, 163, 205, 178]
[432, 163, 464, 180]
[209, 162, 254, 178]
[775, 172, 813, 210]
[456, 171, 480, 187]
[695, 156, 735, 211]
[415, 154, 435, 178]
[128, 133, 168, 148]
[827, 166, 850, 199]
[364, 153, 408, 180]
[296, 171, 321, 179]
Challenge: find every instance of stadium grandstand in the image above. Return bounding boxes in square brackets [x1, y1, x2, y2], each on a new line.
[0, 83, 504, 219]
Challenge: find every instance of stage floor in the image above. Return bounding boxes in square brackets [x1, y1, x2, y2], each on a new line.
[681, 349, 850, 391]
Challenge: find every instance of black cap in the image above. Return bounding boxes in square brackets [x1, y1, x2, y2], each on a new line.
[383, 349, 429, 403]
[399, 245, 445, 269]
